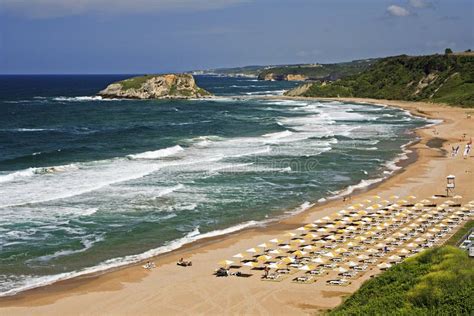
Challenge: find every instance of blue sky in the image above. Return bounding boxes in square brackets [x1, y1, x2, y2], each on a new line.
[1, 0, 472, 74]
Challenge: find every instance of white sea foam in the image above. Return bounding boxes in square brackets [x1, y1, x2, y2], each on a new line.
[53, 96, 117, 102]
[155, 184, 184, 198]
[0, 164, 79, 184]
[127, 145, 184, 160]
[0, 220, 264, 297]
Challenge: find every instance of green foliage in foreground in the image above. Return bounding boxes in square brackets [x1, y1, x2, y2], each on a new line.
[445, 220, 474, 246]
[289, 54, 474, 107]
[328, 246, 474, 315]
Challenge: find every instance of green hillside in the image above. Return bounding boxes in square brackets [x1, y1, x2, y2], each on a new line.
[329, 246, 474, 315]
[257, 59, 378, 81]
[286, 54, 474, 107]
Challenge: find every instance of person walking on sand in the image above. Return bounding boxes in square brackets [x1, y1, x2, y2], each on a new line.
[463, 138, 472, 159]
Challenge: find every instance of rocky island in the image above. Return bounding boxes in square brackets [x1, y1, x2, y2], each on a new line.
[98, 74, 212, 99]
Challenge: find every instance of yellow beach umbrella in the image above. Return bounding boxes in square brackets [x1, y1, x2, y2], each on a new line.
[243, 261, 258, 267]
[218, 260, 234, 266]
[293, 250, 308, 257]
[269, 238, 282, 244]
[281, 256, 295, 264]
[257, 255, 272, 262]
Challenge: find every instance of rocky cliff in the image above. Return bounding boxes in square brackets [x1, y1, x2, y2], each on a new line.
[258, 73, 309, 81]
[98, 74, 212, 99]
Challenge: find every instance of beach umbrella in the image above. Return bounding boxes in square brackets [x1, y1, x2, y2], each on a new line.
[304, 233, 318, 240]
[291, 239, 306, 244]
[325, 224, 335, 228]
[372, 203, 383, 208]
[420, 199, 431, 204]
[305, 223, 317, 228]
[338, 210, 348, 215]
[317, 228, 327, 232]
[390, 195, 400, 200]
[243, 261, 259, 268]
[280, 244, 292, 250]
[373, 195, 381, 200]
[218, 260, 234, 266]
[246, 247, 258, 254]
[299, 264, 315, 271]
[363, 199, 372, 203]
[335, 247, 348, 253]
[284, 232, 296, 238]
[348, 206, 356, 210]
[377, 262, 392, 269]
[388, 255, 401, 261]
[296, 226, 308, 231]
[336, 267, 348, 273]
[326, 235, 336, 240]
[269, 249, 282, 255]
[311, 257, 326, 264]
[315, 240, 327, 244]
[281, 256, 295, 264]
[407, 195, 417, 200]
[269, 238, 282, 244]
[347, 261, 358, 267]
[322, 216, 331, 221]
[324, 252, 335, 258]
[453, 195, 463, 199]
[367, 248, 378, 254]
[258, 243, 269, 249]
[346, 242, 355, 247]
[302, 245, 315, 251]
[414, 237, 425, 242]
[314, 219, 324, 224]
[293, 250, 308, 257]
[233, 253, 245, 259]
[357, 254, 369, 260]
[257, 255, 272, 262]
[406, 243, 418, 248]
[399, 249, 409, 254]
[444, 200, 455, 205]
[268, 262, 285, 270]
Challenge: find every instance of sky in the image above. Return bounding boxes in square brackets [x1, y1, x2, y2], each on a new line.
[0, 0, 473, 74]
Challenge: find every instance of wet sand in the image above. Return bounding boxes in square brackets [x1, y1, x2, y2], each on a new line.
[1, 98, 473, 315]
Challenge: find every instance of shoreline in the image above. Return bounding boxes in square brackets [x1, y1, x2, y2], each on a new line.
[1, 97, 472, 315]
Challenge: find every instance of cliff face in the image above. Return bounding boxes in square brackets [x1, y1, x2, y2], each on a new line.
[258, 73, 309, 81]
[98, 74, 212, 99]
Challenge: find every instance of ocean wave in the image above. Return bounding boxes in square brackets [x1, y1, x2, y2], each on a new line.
[0, 164, 79, 184]
[52, 96, 118, 102]
[0, 220, 264, 297]
[127, 145, 184, 160]
[154, 184, 184, 198]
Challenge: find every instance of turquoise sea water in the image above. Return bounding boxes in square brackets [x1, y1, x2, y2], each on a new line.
[0, 75, 427, 295]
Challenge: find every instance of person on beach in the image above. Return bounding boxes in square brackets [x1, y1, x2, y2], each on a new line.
[463, 139, 472, 159]
[263, 266, 270, 278]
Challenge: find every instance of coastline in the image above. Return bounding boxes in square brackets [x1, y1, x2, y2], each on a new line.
[1, 97, 472, 315]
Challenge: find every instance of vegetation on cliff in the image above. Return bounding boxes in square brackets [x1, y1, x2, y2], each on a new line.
[257, 59, 377, 81]
[98, 74, 212, 99]
[329, 246, 474, 315]
[286, 54, 474, 107]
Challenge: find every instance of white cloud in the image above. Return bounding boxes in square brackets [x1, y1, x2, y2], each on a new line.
[0, 0, 251, 18]
[387, 5, 410, 17]
[409, 0, 432, 9]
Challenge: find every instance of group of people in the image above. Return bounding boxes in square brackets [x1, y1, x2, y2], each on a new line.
[451, 137, 472, 159]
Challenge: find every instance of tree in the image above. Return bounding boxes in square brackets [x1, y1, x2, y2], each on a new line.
[445, 48, 453, 54]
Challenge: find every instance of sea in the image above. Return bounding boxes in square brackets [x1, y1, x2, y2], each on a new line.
[0, 75, 428, 296]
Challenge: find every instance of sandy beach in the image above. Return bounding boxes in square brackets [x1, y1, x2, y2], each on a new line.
[0, 98, 472, 316]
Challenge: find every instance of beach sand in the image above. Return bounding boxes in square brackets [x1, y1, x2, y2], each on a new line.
[0, 98, 473, 315]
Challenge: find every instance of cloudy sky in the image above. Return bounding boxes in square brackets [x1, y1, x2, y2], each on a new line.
[1, 0, 472, 74]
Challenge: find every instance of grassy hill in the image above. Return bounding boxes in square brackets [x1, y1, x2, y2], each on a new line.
[328, 246, 474, 315]
[286, 54, 474, 107]
[257, 59, 378, 81]
[191, 59, 377, 80]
